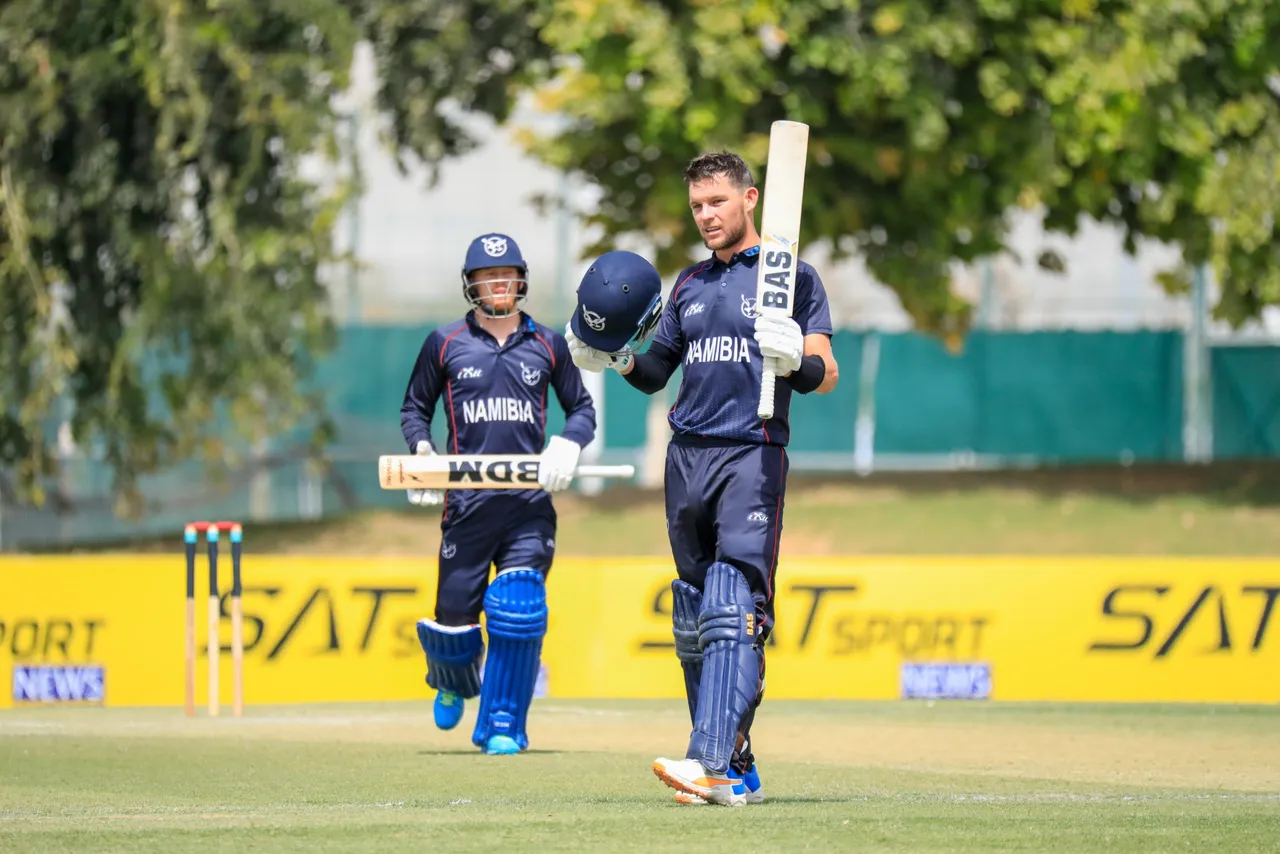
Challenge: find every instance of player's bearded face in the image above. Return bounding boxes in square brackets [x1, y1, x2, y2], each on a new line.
[470, 267, 524, 316]
[689, 176, 755, 251]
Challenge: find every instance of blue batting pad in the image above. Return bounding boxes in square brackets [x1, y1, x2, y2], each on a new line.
[472, 568, 548, 752]
[671, 579, 703, 726]
[686, 562, 763, 774]
[416, 620, 484, 699]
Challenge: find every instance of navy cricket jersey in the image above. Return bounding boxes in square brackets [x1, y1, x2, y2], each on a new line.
[653, 245, 833, 446]
[400, 311, 596, 513]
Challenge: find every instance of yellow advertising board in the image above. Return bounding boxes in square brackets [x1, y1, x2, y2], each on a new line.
[2, 555, 1278, 709]
[552, 556, 1280, 704]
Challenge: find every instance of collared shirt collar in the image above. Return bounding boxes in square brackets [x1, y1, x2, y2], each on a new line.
[465, 310, 534, 340]
[710, 243, 761, 268]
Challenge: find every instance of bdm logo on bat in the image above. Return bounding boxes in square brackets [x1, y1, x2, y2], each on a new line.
[12, 665, 106, 704]
[448, 459, 540, 484]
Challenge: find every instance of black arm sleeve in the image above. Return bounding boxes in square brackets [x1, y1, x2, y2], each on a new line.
[622, 341, 682, 395]
[782, 353, 827, 394]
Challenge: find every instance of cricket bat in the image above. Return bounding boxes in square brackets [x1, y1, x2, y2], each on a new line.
[378, 454, 636, 490]
[755, 120, 810, 420]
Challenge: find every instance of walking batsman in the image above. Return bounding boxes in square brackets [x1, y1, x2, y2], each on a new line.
[401, 232, 597, 755]
[567, 151, 839, 803]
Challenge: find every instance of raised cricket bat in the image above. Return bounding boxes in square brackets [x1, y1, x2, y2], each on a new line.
[378, 454, 636, 490]
[756, 120, 810, 420]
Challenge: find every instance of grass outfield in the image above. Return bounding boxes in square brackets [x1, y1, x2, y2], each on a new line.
[2, 700, 1278, 852]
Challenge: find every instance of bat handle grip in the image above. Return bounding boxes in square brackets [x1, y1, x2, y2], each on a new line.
[758, 358, 777, 420]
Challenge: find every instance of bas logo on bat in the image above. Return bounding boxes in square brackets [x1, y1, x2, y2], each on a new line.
[759, 248, 794, 311]
[754, 119, 809, 422]
[446, 459, 541, 484]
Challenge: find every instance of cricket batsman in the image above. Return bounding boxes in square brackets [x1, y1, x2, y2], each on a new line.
[400, 233, 597, 755]
[566, 152, 839, 803]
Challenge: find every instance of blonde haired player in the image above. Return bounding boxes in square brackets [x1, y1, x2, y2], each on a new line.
[401, 233, 596, 755]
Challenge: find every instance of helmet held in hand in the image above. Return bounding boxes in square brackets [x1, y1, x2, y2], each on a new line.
[570, 250, 663, 356]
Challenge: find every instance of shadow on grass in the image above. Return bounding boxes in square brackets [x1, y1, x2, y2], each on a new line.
[416, 748, 565, 757]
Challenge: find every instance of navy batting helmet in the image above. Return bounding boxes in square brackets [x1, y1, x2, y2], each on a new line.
[461, 233, 529, 317]
[570, 250, 663, 354]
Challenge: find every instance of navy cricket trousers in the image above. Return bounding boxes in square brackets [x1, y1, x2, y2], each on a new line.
[663, 437, 789, 641]
[435, 492, 556, 626]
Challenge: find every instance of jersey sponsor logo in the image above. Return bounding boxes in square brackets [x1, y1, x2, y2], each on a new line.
[461, 397, 537, 425]
[520, 361, 542, 387]
[747, 510, 769, 523]
[685, 336, 752, 366]
[457, 366, 484, 380]
[684, 302, 706, 319]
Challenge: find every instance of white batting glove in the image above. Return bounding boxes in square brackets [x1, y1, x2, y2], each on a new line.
[754, 316, 804, 375]
[407, 440, 445, 506]
[538, 435, 581, 493]
[565, 323, 633, 373]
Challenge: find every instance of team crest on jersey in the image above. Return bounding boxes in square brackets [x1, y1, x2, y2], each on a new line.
[520, 361, 542, 386]
[441, 540, 457, 559]
[581, 306, 606, 331]
[741, 295, 759, 318]
[481, 236, 508, 257]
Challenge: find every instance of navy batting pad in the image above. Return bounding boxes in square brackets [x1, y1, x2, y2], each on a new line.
[686, 562, 763, 774]
[416, 620, 484, 698]
[671, 579, 703, 726]
[472, 568, 548, 751]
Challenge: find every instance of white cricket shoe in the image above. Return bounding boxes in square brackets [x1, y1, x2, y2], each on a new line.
[652, 757, 746, 806]
[674, 765, 764, 805]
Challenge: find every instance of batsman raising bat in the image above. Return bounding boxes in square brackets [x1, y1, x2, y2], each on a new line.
[399, 232, 598, 755]
[567, 137, 839, 805]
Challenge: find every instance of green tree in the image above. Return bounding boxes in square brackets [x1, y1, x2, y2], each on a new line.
[0, 0, 558, 512]
[7, 0, 1280, 512]
[0, 0, 358, 512]
[374, 0, 1280, 331]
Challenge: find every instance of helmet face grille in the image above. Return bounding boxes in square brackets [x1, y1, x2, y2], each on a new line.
[462, 277, 529, 318]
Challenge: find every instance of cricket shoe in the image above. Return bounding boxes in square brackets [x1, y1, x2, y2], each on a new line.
[652, 758, 746, 806]
[484, 735, 521, 755]
[433, 690, 464, 730]
[674, 766, 764, 805]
